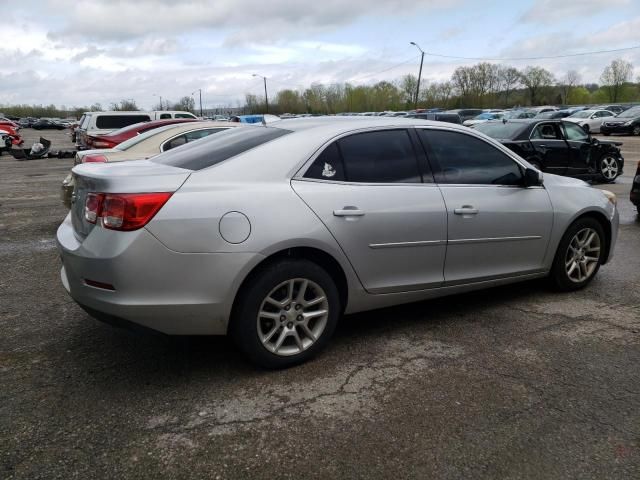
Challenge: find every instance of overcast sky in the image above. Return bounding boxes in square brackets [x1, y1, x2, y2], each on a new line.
[2, 0, 640, 109]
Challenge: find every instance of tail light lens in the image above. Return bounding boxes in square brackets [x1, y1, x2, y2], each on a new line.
[84, 193, 103, 223]
[91, 140, 116, 149]
[83, 154, 108, 163]
[84, 192, 172, 231]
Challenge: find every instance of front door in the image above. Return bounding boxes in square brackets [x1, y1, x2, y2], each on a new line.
[292, 129, 447, 294]
[417, 128, 554, 284]
[562, 121, 592, 174]
[529, 122, 570, 175]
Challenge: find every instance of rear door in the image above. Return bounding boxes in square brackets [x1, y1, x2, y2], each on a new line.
[292, 129, 448, 294]
[529, 122, 569, 174]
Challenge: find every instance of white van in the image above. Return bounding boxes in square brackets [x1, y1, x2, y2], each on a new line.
[75, 111, 197, 149]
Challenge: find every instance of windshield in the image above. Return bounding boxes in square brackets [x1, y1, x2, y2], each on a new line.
[473, 122, 528, 139]
[617, 107, 640, 118]
[115, 124, 182, 151]
[569, 111, 591, 118]
[474, 113, 494, 120]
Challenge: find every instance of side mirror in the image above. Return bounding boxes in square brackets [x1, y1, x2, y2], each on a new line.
[523, 167, 543, 187]
[591, 136, 599, 145]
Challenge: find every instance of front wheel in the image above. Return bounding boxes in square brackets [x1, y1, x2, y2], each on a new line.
[230, 259, 340, 369]
[549, 218, 605, 291]
[597, 154, 621, 182]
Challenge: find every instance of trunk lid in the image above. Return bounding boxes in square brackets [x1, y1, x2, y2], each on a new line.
[71, 160, 191, 239]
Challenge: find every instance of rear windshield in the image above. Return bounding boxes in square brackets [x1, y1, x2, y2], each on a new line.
[115, 124, 182, 151]
[473, 122, 528, 139]
[152, 126, 291, 170]
[96, 115, 151, 129]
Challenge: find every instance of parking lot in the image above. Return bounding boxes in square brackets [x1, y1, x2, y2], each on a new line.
[1, 128, 639, 479]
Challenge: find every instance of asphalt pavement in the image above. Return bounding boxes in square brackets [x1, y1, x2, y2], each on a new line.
[1, 128, 639, 479]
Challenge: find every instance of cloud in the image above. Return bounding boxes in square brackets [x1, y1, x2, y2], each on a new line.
[47, 0, 457, 44]
[520, 0, 631, 24]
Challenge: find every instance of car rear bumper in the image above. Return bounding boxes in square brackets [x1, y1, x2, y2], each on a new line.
[57, 213, 264, 335]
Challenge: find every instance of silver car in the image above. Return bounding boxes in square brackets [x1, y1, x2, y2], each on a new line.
[57, 118, 619, 368]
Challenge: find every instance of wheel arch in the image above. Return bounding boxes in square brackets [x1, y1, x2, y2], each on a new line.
[229, 246, 350, 330]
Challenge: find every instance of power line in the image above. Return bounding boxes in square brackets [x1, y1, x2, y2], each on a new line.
[420, 45, 640, 62]
[349, 54, 420, 81]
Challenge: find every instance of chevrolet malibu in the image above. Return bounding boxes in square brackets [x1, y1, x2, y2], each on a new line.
[57, 118, 619, 368]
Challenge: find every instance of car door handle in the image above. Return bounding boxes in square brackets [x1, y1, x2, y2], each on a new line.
[538, 144, 546, 148]
[333, 207, 365, 217]
[454, 206, 479, 215]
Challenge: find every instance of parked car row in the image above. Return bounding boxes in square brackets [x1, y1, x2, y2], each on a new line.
[57, 116, 620, 368]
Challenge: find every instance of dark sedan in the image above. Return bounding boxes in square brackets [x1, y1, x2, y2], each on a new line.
[473, 119, 624, 183]
[32, 119, 66, 130]
[600, 106, 640, 136]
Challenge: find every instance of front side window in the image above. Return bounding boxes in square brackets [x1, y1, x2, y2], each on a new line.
[96, 115, 151, 129]
[563, 122, 589, 141]
[531, 123, 561, 140]
[159, 113, 171, 119]
[418, 129, 523, 185]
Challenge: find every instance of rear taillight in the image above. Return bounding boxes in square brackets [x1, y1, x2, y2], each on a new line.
[84, 193, 103, 224]
[83, 154, 108, 163]
[84, 192, 172, 231]
[92, 140, 115, 149]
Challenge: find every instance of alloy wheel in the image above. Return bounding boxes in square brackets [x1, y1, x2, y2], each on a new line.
[600, 156, 619, 180]
[257, 278, 329, 356]
[633, 125, 640, 136]
[564, 228, 601, 283]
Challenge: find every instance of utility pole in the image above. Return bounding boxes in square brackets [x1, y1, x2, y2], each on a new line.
[410, 42, 425, 110]
[252, 74, 269, 113]
[192, 89, 203, 117]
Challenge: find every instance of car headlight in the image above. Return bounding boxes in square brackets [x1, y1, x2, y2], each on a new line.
[623, 120, 634, 126]
[602, 189, 617, 206]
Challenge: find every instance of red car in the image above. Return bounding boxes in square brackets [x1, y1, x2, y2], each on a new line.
[0, 122, 23, 146]
[85, 118, 198, 149]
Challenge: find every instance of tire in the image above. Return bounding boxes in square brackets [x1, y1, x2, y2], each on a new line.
[633, 125, 640, 136]
[597, 154, 621, 182]
[602, 132, 610, 136]
[549, 217, 605, 291]
[230, 259, 340, 369]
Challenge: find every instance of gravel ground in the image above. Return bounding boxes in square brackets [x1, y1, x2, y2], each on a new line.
[1, 128, 639, 479]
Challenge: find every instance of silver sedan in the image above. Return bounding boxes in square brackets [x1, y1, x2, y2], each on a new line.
[57, 117, 619, 368]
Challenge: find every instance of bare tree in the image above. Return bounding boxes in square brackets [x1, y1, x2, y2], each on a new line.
[498, 66, 521, 106]
[600, 59, 633, 102]
[109, 99, 139, 111]
[520, 66, 555, 105]
[560, 70, 581, 104]
[451, 66, 473, 99]
[398, 74, 418, 105]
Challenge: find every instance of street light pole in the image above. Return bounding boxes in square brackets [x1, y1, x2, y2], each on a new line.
[410, 42, 425, 110]
[192, 89, 203, 117]
[252, 74, 269, 113]
[153, 93, 163, 111]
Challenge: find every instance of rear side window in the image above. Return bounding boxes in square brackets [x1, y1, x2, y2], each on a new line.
[159, 113, 172, 119]
[152, 126, 291, 170]
[339, 130, 420, 183]
[419, 129, 522, 185]
[305, 142, 345, 181]
[176, 113, 196, 118]
[96, 115, 151, 129]
[304, 130, 421, 183]
[162, 128, 227, 151]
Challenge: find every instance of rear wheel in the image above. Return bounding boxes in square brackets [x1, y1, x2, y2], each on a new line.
[633, 125, 640, 136]
[230, 259, 340, 369]
[549, 218, 605, 291]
